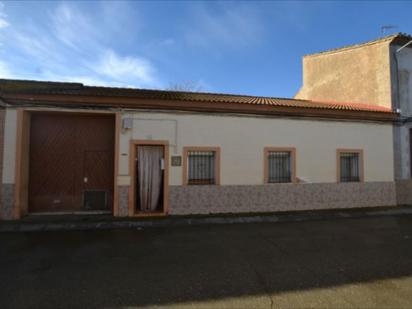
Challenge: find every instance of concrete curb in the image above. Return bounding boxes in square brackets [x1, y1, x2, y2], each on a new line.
[1, 206, 412, 232]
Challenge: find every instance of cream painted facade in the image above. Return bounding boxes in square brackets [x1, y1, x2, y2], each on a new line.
[0, 106, 400, 219]
[0, 108, 396, 188]
[118, 111, 394, 185]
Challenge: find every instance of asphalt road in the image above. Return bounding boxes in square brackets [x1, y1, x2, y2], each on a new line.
[1, 215, 412, 308]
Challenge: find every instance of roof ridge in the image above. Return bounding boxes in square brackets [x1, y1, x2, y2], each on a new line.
[32, 83, 396, 108]
[31, 82, 367, 105]
[83, 84, 307, 102]
[0, 78, 83, 87]
[0, 78, 396, 114]
[308, 99, 392, 112]
[304, 33, 412, 58]
[0, 78, 317, 102]
[0, 78, 298, 101]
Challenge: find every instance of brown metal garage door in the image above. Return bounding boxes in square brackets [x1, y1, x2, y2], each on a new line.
[28, 113, 115, 213]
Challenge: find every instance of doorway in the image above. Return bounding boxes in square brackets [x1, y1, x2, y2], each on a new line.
[130, 141, 169, 216]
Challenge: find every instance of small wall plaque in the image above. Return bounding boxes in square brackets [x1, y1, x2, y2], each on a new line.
[171, 156, 182, 166]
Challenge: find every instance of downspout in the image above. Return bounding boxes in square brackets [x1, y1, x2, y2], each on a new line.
[393, 50, 401, 112]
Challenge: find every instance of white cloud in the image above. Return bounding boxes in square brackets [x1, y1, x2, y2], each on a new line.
[0, 60, 14, 78]
[0, 2, 161, 88]
[0, 62, 113, 86]
[40, 71, 113, 87]
[0, 18, 8, 29]
[12, 31, 64, 64]
[50, 3, 98, 50]
[0, 2, 9, 29]
[93, 49, 157, 86]
[161, 39, 175, 46]
[185, 4, 263, 48]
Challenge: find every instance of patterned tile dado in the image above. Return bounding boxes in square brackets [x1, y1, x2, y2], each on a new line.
[118, 186, 129, 217]
[169, 182, 397, 215]
[396, 180, 412, 206]
[0, 184, 14, 220]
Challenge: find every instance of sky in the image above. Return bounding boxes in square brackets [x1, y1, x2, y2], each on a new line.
[0, 1, 411, 98]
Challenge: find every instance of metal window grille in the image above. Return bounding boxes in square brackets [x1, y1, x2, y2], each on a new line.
[340, 152, 360, 182]
[268, 151, 292, 183]
[188, 151, 216, 185]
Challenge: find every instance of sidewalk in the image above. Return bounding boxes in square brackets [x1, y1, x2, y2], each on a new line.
[1, 205, 412, 232]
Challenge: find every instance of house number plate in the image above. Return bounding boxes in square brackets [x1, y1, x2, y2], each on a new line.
[171, 156, 182, 166]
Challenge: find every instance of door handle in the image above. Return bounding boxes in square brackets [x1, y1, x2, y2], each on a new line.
[84, 177, 88, 183]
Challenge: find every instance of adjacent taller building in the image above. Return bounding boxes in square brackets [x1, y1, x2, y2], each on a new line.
[296, 33, 412, 180]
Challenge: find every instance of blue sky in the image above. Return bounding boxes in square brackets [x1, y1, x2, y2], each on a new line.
[0, 1, 411, 98]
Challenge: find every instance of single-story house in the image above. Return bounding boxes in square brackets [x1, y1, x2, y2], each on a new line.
[0, 78, 404, 220]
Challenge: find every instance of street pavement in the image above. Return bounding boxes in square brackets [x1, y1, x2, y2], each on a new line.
[1, 215, 412, 308]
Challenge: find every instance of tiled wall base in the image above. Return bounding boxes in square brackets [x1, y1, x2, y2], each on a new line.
[169, 182, 398, 215]
[396, 180, 412, 206]
[0, 184, 14, 220]
[2, 181, 411, 220]
[118, 186, 129, 217]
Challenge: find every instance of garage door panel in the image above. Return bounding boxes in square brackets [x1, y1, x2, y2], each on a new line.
[29, 113, 115, 213]
[83, 151, 113, 210]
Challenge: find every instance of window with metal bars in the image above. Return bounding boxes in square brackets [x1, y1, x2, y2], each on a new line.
[268, 151, 292, 183]
[340, 152, 360, 182]
[187, 151, 216, 185]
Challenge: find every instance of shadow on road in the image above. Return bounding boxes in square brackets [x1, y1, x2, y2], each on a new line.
[1, 215, 412, 308]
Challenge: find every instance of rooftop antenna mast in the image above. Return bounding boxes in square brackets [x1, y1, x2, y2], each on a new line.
[381, 25, 399, 36]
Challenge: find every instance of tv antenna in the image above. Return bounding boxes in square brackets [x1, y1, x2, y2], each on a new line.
[381, 25, 399, 36]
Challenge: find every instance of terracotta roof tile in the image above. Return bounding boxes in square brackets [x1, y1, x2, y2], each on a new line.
[0, 78, 393, 114]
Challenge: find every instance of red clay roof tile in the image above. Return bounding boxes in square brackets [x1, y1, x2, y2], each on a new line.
[0, 78, 394, 114]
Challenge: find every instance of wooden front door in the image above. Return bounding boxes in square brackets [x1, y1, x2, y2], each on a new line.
[28, 113, 115, 213]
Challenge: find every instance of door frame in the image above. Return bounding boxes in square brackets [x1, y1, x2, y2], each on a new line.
[128, 140, 169, 217]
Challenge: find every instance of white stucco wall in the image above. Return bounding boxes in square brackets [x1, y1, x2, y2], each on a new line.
[118, 111, 394, 185]
[2, 109, 17, 184]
